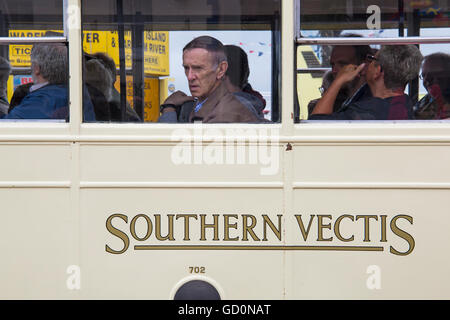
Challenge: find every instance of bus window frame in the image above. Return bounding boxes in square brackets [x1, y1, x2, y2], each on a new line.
[79, 0, 283, 125]
[0, 0, 285, 135]
[1, 1, 450, 134]
[0, 0, 69, 131]
[295, 36, 450, 123]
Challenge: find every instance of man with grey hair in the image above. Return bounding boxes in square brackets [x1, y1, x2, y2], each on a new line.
[158, 35, 262, 123]
[0, 56, 11, 116]
[309, 44, 423, 120]
[3, 43, 95, 120]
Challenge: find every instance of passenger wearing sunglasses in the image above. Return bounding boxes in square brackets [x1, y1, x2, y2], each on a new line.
[309, 45, 423, 120]
[414, 52, 450, 120]
[313, 34, 373, 114]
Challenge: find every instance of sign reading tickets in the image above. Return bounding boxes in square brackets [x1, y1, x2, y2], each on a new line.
[9, 30, 170, 76]
[9, 30, 56, 66]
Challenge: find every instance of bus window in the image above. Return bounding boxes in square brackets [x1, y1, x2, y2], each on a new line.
[81, 0, 281, 123]
[296, 0, 450, 122]
[0, 0, 70, 121]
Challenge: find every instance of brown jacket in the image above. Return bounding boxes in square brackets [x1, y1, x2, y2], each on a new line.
[189, 81, 262, 123]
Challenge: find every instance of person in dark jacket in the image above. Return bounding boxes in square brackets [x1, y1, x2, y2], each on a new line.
[90, 52, 141, 122]
[158, 36, 262, 123]
[414, 52, 450, 119]
[0, 57, 11, 116]
[309, 45, 423, 120]
[9, 83, 33, 113]
[312, 34, 374, 114]
[84, 58, 112, 122]
[3, 43, 95, 121]
[223, 44, 268, 121]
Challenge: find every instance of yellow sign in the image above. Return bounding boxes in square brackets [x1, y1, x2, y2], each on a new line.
[8, 29, 165, 121]
[143, 77, 160, 122]
[143, 32, 169, 75]
[9, 30, 58, 66]
[297, 46, 323, 120]
[9, 30, 170, 76]
[114, 75, 160, 122]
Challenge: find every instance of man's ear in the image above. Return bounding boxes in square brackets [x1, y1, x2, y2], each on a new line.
[32, 63, 41, 76]
[217, 61, 228, 80]
[374, 64, 383, 80]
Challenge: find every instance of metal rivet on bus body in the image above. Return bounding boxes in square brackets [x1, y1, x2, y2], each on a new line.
[286, 143, 292, 151]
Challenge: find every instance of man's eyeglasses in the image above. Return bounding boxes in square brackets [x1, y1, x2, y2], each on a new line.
[319, 86, 325, 95]
[366, 53, 383, 71]
[366, 54, 378, 62]
[420, 72, 447, 81]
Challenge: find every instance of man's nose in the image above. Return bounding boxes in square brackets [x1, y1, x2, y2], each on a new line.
[187, 69, 196, 81]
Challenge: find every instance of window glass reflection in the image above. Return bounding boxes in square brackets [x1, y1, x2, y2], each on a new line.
[300, 0, 449, 36]
[81, 0, 280, 123]
[298, 0, 450, 121]
[0, 0, 67, 120]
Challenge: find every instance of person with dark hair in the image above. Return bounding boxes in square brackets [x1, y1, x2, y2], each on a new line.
[324, 34, 374, 111]
[3, 43, 95, 120]
[158, 36, 262, 123]
[223, 44, 267, 120]
[307, 34, 373, 115]
[84, 57, 112, 121]
[91, 52, 141, 122]
[0, 56, 11, 116]
[309, 44, 423, 120]
[307, 70, 339, 115]
[9, 83, 33, 112]
[414, 52, 450, 119]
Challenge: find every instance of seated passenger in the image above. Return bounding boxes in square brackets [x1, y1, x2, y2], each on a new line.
[3, 43, 96, 121]
[0, 57, 11, 116]
[307, 70, 339, 115]
[91, 52, 141, 122]
[84, 57, 112, 121]
[414, 52, 450, 119]
[309, 45, 423, 120]
[223, 44, 267, 120]
[9, 83, 33, 113]
[329, 35, 373, 110]
[306, 35, 373, 117]
[158, 36, 263, 123]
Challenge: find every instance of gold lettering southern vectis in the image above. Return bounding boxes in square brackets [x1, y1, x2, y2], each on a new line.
[105, 213, 415, 256]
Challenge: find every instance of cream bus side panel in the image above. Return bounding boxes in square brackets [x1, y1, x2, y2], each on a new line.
[288, 188, 450, 299]
[286, 142, 450, 299]
[79, 142, 283, 183]
[0, 143, 77, 299]
[78, 142, 286, 299]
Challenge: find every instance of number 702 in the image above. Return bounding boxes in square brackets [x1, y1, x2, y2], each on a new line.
[189, 266, 205, 274]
